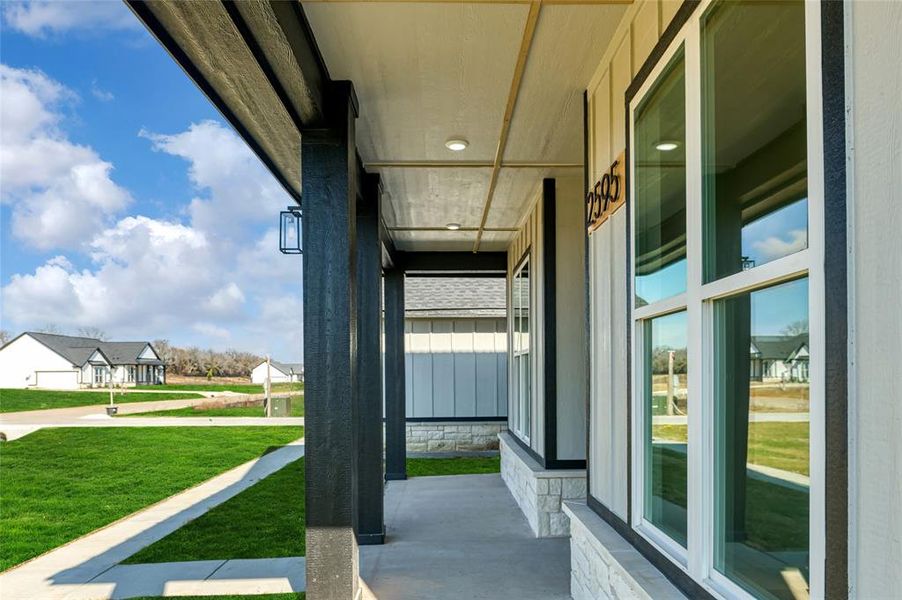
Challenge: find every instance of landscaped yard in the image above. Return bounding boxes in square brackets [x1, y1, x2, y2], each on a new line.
[0, 426, 303, 571]
[653, 421, 809, 476]
[135, 383, 303, 394]
[0, 389, 204, 413]
[124, 455, 500, 564]
[124, 399, 304, 418]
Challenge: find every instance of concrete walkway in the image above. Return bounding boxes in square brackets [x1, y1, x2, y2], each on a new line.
[0, 439, 305, 599]
[0, 399, 304, 441]
[360, 473, 571, 599]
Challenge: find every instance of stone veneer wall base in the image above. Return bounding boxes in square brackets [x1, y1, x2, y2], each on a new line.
[499, 431, 586, 538]
[563, 500, 685, 600]
[407, 421, 506, 452]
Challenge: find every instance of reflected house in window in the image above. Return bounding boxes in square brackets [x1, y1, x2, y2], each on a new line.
[749, 334, 810, 383]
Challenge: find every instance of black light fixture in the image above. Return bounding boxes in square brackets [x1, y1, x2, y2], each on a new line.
[279, 205, 303, 254]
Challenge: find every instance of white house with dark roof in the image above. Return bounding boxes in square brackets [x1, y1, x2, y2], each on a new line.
[0, 332, 165, 390]
[250, 360, 304, 384]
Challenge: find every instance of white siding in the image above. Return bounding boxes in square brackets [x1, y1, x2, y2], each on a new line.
[0, 334, 78, 389]
[847, 2, 902, 596]
[405, 317, 508, 419]
[586, 0, 668, 519]
[250, 362, 292, 384]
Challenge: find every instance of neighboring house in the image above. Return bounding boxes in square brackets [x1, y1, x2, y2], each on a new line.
[250, 360, 304, 384]
[0, 332, 165, 390]
[750, 334, 810, 382]
[403, 277, 508, 452]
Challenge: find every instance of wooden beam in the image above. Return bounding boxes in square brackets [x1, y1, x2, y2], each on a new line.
[302, 0, 631, 4]
[473, 0, 542, 252]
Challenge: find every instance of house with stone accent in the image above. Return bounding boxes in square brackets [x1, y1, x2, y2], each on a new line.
[0, 332, 165, 390]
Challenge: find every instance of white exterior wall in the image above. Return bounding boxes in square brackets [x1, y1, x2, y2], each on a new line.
[250, 363, 292, 384]
[0, 335, 78, 389]
[586, 0, 668, 521]
[847, 1, 902, 596]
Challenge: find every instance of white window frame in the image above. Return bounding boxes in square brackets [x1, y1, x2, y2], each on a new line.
[627, 1, 826, 597]
[511, 252, 532, 444]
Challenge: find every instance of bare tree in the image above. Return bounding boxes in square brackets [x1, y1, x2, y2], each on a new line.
[77, 327, 108, 340]
[781, 319, 809, 337]
[0, 330, 11, 346]
[36, 323, 63, 334]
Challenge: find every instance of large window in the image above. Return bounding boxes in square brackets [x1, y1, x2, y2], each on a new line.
[512, 256, 531, 442]
[628, 1, 820, 598]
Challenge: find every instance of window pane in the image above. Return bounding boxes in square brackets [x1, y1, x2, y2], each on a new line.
[634, 51, 686, 307]
[643, 310, 688, 547]
[513, 259, 531, 440]
[702, 0, 808, 282]
[714, 278, 810, 600]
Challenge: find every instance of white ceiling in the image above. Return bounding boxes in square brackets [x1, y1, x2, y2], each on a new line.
[303, 1, 629, 252]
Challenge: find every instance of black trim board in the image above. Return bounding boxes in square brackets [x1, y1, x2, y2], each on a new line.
[399, 251, 506, 274]
[821, 1, 848, 597]
[542, 178, 560, 465]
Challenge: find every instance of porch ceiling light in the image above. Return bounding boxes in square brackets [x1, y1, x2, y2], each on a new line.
[655, 141, 679, 152]
[446, 223, 462, 230]
[445, 138, 469, 152]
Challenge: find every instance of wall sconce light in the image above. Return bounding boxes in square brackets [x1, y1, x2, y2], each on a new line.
[279, 206, 303, 254]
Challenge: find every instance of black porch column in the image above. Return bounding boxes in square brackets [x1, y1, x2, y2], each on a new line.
[355, 173, 385, 544]
[383, 267, 407, 480]
[302, 81, 360, 599]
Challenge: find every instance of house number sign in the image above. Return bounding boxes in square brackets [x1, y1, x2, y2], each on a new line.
[586, 151, 625, 233]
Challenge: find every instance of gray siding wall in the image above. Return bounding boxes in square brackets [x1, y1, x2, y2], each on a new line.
[405, 318, 508, 419]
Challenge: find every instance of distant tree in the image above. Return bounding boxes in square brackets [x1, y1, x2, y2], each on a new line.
[36, 323, 63, 334]
[0, 330, 11, 346]
[77, 327, 107, 340]
[782, 319, 809, 337]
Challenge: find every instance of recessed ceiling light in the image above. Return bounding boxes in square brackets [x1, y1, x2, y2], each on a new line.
[446, 223, 462, 230]
[655, 141, 679, 152]
[445, 138, 469, 152]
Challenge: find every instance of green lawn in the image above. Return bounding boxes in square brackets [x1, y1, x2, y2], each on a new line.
[0, 426, 303, 571]
[131, 595, 303, 600]
[124, 455, 499, 564]
[0, 389, 204, 413]
[135, 383, 303, 393]
[124, 399, 304, 418]
[654, 421, 809, 476]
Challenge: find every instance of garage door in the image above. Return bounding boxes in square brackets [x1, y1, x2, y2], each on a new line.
[35, 371, 79, 389]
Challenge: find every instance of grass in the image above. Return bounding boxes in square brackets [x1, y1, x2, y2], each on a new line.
[653, 421, 809, 476]
[129, 595, 303, 600]
[124, 455, 499, 564]
[0, 426, 303, 571]
[0, 389, 204, 413]
[124, 399, 304, 418]
[135, 383, 303, 393]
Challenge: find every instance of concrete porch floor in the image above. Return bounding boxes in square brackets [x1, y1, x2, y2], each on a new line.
[361, 473, 571, 600]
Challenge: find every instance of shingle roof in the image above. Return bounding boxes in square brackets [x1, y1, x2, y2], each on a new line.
[27, 332, 160, 366]
[271, 360, 303, 375]
[751, 334, 808, 360]
[404, 277, 506, 319]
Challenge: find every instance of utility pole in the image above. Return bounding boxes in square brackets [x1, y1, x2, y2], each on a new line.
[265, 355, 272, 417]
[666, 350, 675, 416]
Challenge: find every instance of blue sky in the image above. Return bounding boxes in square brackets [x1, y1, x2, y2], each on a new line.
[0, 1, 302, 360]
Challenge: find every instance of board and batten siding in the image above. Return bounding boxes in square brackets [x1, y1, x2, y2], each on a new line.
[404, 318, 508, 419]
[586, 0, 678, 520]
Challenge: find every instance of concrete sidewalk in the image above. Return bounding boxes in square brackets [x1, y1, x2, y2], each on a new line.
[0, 439, 305, 599]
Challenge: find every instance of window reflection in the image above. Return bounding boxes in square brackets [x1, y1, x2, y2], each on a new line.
[644, 311, 688, 547]
[634, 52, 686, 307]
[714, 278, 810, 600]
[702, 0, 808, 282]
[512, 258, 531, 441]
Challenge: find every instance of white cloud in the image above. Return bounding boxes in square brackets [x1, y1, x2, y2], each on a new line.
[2, 121, 301, 359]
[90, 80, 114, 102]
[751, 228, 808, 262]
[2, 1, 139, 37]
[0, 65, 131, 249]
